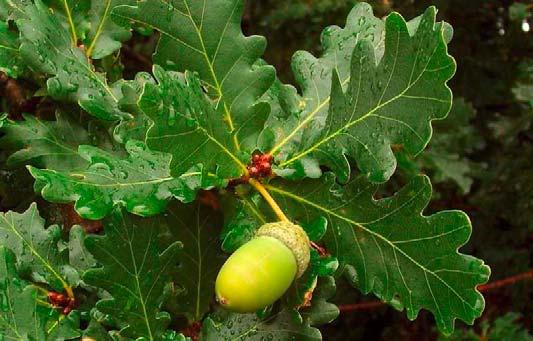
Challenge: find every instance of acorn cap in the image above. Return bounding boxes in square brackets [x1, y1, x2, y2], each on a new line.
[256, 221, 310, 278]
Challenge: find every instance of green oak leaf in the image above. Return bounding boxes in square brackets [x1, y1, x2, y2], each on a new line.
[0, 203, 78, 292]
[220, 192, 266, 253]
[260, 3, 384, 158]
[0, 0, 31, 21]
[84, 207, 182, 340]
[0, 21, 25, 78]
[42, 0, 91, 44]
[29, 140, 219, 220]
[270, 6, 455, 183]
[85, 0, 134, 59]
[68, 225, 96, 272]
[158, 201, 226, 323]
[202, 307, 322, 341]
[439, 312, 533, 341]
[47, 311, 82, 341]
[0, 246, 48, 340]
[3, 0, 134, 60]
[15, 0, 129, 120]
[300, 277, 339, 327]
[142, 66, 247, 178]
[0, 247, 81, 340]
[262, 174, 490, 334]
[284, 216, 339, 308]
[397, 98, 484, 193]
[83, 319, 114, 341]
[114, 0, 275, 152]
[258, 6, 453, 158]
[113, 71, 156, 143]
[0, 112, 90, 171]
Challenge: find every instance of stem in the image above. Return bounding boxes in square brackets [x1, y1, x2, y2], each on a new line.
[338, 270, 533, 313]
[32, 284, 50, 295]
[33, 283, 74, 301]
[36, 298, 53, 308]
[248, 178, 289, 222]
[64, 286, 75, 300]
[62, 0, 78, 45]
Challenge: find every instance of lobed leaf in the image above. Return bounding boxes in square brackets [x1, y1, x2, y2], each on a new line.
[0, 112, 90, 171]
[0, 21, 25, 77]
[84, 207, 181, 340]
[114, 0, 275, 152]
[14, 0, 130, 120]
[202, 308, 322, 341]
[262, 174, 490, 334]
[300, 277, 339, 327]
[397, 98, 483, 193]
[158, 201, 227, 323]
[268, 6, 455, 183]
[260, 3, 384, 158]
[29, 140, 219, 220]
[0, 203, 78, 291]
[0, 247, 81, 340]
[142, 67, 247, 178]
[86, 0, 135, 59]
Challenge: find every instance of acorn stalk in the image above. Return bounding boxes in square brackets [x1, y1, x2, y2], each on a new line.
[215, 221, 310, 313]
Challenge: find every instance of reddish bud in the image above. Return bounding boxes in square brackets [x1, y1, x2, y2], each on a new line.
[248, 166, 259, 178]
[259, 161, 271, 170]
[48, 292, 69, 306]
[261, 154, 273, 163]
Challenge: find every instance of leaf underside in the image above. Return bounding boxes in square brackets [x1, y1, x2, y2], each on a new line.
[158, 201, 227, 323]
[84, 208, 181, 340]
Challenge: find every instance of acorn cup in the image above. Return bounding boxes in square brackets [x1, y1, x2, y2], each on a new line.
[215, 221, 311, 313]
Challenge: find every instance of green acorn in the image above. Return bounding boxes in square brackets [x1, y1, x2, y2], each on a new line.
[215, 221, 310, 313]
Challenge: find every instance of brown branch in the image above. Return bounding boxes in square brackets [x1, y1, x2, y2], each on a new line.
[0, 72, 26, 119]
[121, 44, 152, 72]
[338, 270, 533, 313]
[0, 72, 43, 118]
[477, 270, 533, 292]
[59, 204, 103, 234]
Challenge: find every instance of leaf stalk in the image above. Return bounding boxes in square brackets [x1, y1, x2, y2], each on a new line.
[248, 178, 289, 222]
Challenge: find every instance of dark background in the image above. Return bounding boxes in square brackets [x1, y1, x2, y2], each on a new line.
[242, 1, 532, 340]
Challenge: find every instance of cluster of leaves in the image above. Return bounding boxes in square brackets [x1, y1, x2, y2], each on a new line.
[439, 312, 532, 341]
[0, 0, 493, 339]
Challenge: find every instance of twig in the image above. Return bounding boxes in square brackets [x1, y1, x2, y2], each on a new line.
[249, 178, 289, 222]
[338, 270, 533, 313]
[121, 44, 152, 71]
[477, 270, 533, 292]
[0, 72, 26, 118]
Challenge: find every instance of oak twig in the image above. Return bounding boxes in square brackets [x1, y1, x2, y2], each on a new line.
[338, 270, 533, 312]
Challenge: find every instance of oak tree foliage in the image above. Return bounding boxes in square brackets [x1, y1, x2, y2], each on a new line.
[0, 0, 491, 339]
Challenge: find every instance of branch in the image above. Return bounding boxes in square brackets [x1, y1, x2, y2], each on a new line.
[338, 270, 533, 313]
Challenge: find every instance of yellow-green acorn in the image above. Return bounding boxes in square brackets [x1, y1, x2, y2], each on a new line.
[215, 221, 310, 313]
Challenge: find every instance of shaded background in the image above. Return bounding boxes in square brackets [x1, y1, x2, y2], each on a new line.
[241, 0, 532, 340]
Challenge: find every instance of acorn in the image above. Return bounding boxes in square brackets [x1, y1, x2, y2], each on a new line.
[215, 221, 310, 313]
